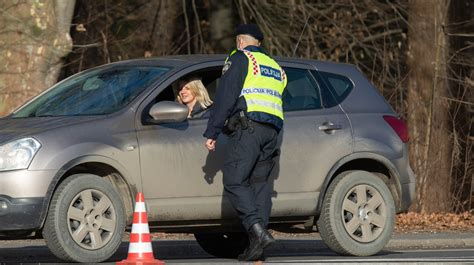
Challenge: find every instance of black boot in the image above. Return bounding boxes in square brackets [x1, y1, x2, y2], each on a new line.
[251, 222, 275, 249]
[238, 223, 275, 261]
[238, 232, 263, 261]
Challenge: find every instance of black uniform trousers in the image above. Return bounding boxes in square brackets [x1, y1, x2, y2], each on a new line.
[223, 120, 279, 231]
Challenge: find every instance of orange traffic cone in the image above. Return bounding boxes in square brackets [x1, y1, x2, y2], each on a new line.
[117, 192, 165, 265]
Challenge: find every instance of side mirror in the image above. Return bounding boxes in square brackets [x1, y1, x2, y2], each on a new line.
[148, 101, 188, 124]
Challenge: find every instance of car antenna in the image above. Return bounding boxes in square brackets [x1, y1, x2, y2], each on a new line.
[292, 16, 311, 58]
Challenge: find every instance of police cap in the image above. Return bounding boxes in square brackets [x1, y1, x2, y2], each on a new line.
[236, 24, 264, 41]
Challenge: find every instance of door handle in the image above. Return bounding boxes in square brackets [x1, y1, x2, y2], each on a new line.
[318, 122, 342, 132]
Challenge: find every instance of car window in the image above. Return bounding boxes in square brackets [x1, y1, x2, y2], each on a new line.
[13, 66, 169, 117]
[311, 70, 353, 108]
[282, 68, 322, 111]
[144, 67, 222, 122]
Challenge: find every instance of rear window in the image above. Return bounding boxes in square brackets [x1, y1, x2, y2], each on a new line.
[311, 71, 354, 108]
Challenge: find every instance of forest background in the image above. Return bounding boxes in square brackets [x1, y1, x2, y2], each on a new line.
[0, 0, 472, 217]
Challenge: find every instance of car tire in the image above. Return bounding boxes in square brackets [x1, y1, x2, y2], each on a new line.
[42, 174, 126, 262]
[317, 170, 395, 256]
[194, 232, 249, 258]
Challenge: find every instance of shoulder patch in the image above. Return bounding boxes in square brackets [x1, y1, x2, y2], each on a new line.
[222, 61, 232, 75]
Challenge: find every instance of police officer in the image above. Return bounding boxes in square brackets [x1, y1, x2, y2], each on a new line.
[203, 24, 287, 261]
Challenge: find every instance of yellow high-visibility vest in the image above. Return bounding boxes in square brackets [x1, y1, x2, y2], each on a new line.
[240, 49, 287, 121]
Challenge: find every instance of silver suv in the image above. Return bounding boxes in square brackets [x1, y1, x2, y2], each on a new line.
[0, 55, 415, 262]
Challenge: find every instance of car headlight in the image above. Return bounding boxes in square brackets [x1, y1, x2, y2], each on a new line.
[0, 138, 41, 171]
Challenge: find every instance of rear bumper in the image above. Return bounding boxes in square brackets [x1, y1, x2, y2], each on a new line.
[0, 196, 44, 231]
[399, 166, 416, 212]
[389, 146, 416, 212]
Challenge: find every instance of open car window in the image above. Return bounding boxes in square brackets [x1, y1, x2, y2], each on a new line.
[146, 66, 222, 120]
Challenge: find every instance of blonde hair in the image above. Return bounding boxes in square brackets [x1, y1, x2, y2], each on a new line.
[176, 77, 213, 109]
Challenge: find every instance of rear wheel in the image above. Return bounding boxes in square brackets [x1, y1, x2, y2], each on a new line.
[194, 232, 249, 258]
[317, 170, 395, 256]
[42, 174, 126, 262]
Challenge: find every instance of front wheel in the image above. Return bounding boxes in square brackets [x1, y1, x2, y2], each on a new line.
[194, 232, 249, 258]
[42, 174, 126, 262]
[317, 170, 395, 256]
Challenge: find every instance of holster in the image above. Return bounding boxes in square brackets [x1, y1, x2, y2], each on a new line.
[223, 112, 250, 135]
[223, 115, 240, 135]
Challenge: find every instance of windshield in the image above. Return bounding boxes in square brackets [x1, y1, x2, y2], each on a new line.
[12, 66, 169, 117]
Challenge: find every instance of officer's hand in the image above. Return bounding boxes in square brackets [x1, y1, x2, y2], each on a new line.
[205, 139, 216, 151]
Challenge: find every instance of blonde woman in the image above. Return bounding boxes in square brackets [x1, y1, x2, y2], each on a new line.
[176, 77, 213, 118]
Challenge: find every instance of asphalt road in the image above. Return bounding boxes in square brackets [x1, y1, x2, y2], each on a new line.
[1, 234, 474, 263]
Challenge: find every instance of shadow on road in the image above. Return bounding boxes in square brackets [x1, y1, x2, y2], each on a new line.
[0, 238, 399, 263]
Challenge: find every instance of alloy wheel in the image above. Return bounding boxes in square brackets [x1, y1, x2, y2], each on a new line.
[67, 189, 116, 249]
[341, 184, 387, 243]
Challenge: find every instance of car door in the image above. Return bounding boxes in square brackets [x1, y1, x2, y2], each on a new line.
[135, 63, 230, 221]
[269, 62, 353, 217]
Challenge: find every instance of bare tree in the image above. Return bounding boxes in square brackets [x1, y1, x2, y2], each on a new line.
[445, 0, 474, 212]
[61, 0, 183, 76]
[407, 0, 451, 212]
[0, 0, 75, 116]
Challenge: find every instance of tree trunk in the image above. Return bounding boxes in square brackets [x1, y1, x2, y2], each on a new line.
[0, 0, 75, 117]
[407, 0, 452, 212]
[147, 0, 182, 55]
[208, 0, 235, 53]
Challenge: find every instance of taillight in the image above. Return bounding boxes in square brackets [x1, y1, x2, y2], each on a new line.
[383, 115, 409, 143]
